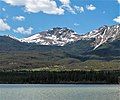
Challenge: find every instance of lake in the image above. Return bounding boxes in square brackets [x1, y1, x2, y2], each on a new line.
[0, 84, 119, 100]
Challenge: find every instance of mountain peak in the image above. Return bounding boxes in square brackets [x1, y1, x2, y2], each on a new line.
[21, 27, 79, 46]
[82, 24, 120, 49]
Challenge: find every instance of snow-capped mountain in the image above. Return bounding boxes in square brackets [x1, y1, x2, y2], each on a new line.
[82, 24, 120, 49]
[21, 24, 120, 49]
[21, 27, 80, 46]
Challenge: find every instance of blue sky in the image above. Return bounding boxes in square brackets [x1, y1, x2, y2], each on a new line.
[0, 0, 120, 38]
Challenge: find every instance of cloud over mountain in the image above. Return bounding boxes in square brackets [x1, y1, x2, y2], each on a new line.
[13, 27, 33, 35]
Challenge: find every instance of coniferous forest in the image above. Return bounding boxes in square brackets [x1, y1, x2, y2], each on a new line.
[0, 70, 119, 84]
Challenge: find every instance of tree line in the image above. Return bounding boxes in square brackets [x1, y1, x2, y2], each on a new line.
[0, 70, 119, 84]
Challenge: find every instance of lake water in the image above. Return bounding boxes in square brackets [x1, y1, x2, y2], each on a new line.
[0, 84, 119, 100]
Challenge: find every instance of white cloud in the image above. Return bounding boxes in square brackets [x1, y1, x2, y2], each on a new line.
[0, 8, 6, 12]
[113, 16, 120, 23]
[0, 19, 11, 31]
[59, 0, 70, 5]
[74, 23, 79, 26]
[117, 0, 120, 4]
[79, 7, 84, 13]
[2, 0, 85, 14]
[25, 0, 64, 15]
[86, 4, 96, 11]
[60, 0, 77, 14]
[74, 6, 84, 13]
[2, 8, 6, 11]
[2, 0, 64, 15]
[61, 4, 76, 14]
[13, 16, 25, 21]
[61, 4, 84, 14]
[2, 0, 27, 6]
[13, 27, 33, 34]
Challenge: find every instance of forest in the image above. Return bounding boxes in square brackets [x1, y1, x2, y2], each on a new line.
[0, 70, 119, 84]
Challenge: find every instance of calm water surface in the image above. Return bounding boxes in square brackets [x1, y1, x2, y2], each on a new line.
[0, 84, 119, 100]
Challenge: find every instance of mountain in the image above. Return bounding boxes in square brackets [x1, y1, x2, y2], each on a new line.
[21, 24, 120, 50]
[1, 24, 120, 53]
[0, 24, 120, 70]
[21, 27, 80, 46]
[82, 24, 120, 49]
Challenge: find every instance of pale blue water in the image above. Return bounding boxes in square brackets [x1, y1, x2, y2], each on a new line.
[0, 84, 119, 100]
